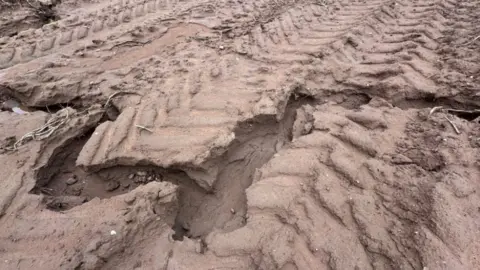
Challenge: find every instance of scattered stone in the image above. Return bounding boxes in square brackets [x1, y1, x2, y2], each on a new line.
[147, 176, 153, 181]
[136, 171, 147, 176]
[219, 45, 225, 50]
[110, 230, 117, 236]
[105, 181, 120, 192]
[66, 177, 78, 185]
[122, 182, 130, 188]
[230, 208, 235, 214]
[128, 174, 134, 179]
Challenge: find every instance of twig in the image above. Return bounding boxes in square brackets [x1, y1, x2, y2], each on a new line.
[429, 106, 443, 117]
[445, 108, 480, 114]
[109, 40, 151, 50]
[464, 35, 480, 46]
[104, 91, 140, 108]
[135, 125, 153, 133]
[444, 116, 461, 134]
[40, 187, 54, 196]
[8, 107, 72, 150]
[24, 0, 38, 9]
[8, 91, 142, 151]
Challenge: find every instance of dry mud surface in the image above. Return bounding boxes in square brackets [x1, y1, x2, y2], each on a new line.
[0, 0, 480, 269]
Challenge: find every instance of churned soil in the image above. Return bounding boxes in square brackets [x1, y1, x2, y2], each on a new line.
[0, 0, 479, 269]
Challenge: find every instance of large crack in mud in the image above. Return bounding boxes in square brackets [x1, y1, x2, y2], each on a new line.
[173, 95, 316, 239]
[31, 94, 315, 239]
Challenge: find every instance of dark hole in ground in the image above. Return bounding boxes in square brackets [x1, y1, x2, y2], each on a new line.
[447, 110, 480, 122]
[393, 95, 480, 111]
[30, 102, 80, 113]
[171, 94, 318, 241]
[335, 93, 372, 109]
[393, 95, 480, 122]
[31, 128, 199, 211]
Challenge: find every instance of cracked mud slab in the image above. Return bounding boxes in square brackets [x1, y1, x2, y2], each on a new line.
[0, 0, 480, 269]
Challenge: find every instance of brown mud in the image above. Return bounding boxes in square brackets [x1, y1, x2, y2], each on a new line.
[0, 0, 479, 269]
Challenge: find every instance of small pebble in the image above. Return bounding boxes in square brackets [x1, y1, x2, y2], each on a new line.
[66, 177, 78, 185]
[230, 208, 235, 214]
[147, 176, 153, 181]
[136, 171, 147, 176]
[128, 174, 134, 179]
[219, 45, 225, 50]
[110, 230, 117, 236]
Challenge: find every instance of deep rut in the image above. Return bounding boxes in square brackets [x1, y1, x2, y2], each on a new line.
[32, 94, 314, 240]
[173, 95, 314, 239]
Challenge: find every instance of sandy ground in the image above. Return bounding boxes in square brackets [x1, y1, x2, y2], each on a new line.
[0, 0, 479, 269]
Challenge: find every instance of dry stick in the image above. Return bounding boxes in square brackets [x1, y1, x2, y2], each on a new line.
[465, 35, 480, 46]
[9, 91, 141, 151]
[104, 91, 140, 108]
[135, 125, 153, 133]
[444, 116, 461, 134]
[446, 108, 480, 114]
[24, 0, 37, 9]
[109, 40, 151, 51]
[429, 106, 443, 117]
[10, 108, 71, 150]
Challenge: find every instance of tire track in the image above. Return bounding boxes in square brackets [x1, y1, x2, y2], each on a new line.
[5, 0, 471, 169]
[277, 0, 456, 102]
[232, 0, 390, 63]
[1, 0, 480, 268]
[75, 43, 284, 179]
[0, 0, 212, 69]
[200, 102, 480, 269]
